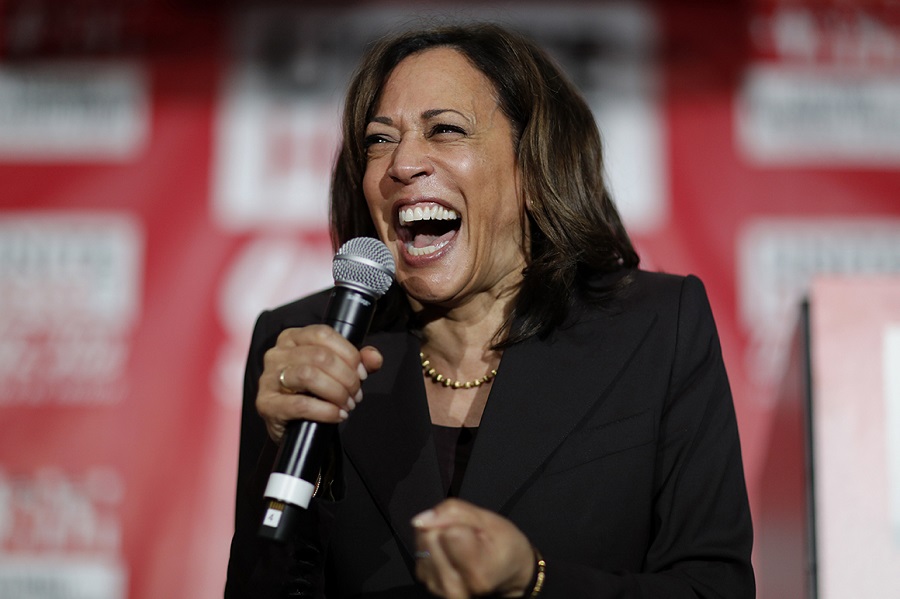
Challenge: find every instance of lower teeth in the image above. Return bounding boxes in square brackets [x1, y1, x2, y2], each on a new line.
[407, 241, 448, 256]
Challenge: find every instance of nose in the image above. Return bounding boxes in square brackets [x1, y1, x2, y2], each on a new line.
[386, 135, 433, 184]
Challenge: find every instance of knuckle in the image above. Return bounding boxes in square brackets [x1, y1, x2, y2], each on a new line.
[275, 327, 297, 346]
[310, 324, 333, 342]
[255, 391, 273, 414]
[310, 346, 336, 368]
[440, 498, 463, 517]
[287, 392, 312, 415]
[262, 346, 280, 368]
[292, 361, 316, 383]
[442, 526, 467, 544]
[290, 394, 334, 422]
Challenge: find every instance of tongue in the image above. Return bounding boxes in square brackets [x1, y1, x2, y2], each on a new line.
[412, 229, 455, 248]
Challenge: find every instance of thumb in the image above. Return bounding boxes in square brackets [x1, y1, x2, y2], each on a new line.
[360, 346, 384, 377]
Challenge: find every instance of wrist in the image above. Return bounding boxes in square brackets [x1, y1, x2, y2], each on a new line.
[501, 546, 545, 598]
[526, 548, 546, 598]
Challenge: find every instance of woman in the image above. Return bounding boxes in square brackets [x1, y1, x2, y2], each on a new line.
[226, 23, 754, 598]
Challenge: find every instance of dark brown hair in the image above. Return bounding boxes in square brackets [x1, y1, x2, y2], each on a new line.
[330, 23, 639, 346]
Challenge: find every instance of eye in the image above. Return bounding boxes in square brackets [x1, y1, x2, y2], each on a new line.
[363, 134, 393, 149]
[430, 123, 466, 137]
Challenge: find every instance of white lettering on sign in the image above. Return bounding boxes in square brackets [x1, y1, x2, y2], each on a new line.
[0, 212, 143, 405]
[212, 87, 338, 230]
[750, 6, 900, 67]
[212, 236, 333, 408]
[736, 65, 900, 166]
[0, 61, 149, 161]
[0, 468, 128, 596]
[0, 467, 124, 553]
[211, 4, 665, 233]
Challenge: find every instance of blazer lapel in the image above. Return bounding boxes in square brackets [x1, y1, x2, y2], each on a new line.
[339, 329, 442, 559]
[459, 307, 657, 513]
[338, 300, 656, 555]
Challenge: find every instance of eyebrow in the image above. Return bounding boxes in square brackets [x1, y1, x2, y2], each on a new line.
[368, 108, 467, 126]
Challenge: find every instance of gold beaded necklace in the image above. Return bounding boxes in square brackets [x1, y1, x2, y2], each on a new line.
[419, 352, 498, 389]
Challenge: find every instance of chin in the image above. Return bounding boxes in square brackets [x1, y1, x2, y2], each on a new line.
[399, 277, 462, 307]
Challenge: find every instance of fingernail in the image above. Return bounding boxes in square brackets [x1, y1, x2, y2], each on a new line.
[339, 409, 349, 420]
[354, 388, 363, 403]
[346, 398, 356, 411]
[357, 363, 368, 380]
[411, 509, 436, 528]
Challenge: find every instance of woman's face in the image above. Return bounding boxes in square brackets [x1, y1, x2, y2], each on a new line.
[362, 47, 528, 310]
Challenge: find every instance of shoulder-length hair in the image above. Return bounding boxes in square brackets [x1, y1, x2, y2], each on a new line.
[330, 22, 639, 346]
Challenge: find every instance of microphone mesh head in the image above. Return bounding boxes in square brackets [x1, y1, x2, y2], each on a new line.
[332, 237, 396, 298]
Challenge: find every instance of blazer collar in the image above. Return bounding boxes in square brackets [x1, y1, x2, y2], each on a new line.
[339, 303, 656, 559]
[459, 307, 656, 512]
[339, 330, 442, 560]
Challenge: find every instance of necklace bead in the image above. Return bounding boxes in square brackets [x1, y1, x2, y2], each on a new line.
[419, 352, 498, 389]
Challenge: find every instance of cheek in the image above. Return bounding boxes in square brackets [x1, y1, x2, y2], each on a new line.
[362, 170, 386, 220]
[361, 167, 377, 203]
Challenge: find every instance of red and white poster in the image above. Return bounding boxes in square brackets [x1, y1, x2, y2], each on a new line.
[0, 2, 898, 597]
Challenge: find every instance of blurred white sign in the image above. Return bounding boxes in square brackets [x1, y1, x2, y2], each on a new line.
[737, 65, 900, 166]
[210, 4, 665, 233]
[213, 235, 333, 407]
[0, 61, 149, 161]
[0, 212, 143, 404]
[0, 557, 126, 599]
[0, 467, 126, 599]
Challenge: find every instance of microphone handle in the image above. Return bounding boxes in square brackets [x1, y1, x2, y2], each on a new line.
[258, 286, 377, 542]
[323, 285, 376, 347]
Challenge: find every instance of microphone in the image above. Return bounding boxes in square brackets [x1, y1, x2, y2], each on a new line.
[259, 237, 395, 542]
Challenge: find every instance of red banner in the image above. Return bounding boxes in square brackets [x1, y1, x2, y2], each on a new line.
[1, 2, 898, 598]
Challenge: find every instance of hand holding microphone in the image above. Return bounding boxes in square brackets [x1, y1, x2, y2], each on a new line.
[256, 327, 383, 442]
[256, 237, 395, 542]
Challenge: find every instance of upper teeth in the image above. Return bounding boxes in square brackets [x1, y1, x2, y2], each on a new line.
[399, 205, 459, 225]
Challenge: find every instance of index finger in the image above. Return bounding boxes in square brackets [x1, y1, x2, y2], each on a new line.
[412, 499, 487, 532]
[414, 524, 470, 599]
[277, 324, 361, 366]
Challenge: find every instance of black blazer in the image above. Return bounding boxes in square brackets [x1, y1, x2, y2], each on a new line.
[225, 270, 755, 598]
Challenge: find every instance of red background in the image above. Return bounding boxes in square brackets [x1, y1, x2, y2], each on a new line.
[1, 1, 899, 597]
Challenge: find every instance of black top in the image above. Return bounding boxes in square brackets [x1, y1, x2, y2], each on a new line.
[431, 424, 479, 497]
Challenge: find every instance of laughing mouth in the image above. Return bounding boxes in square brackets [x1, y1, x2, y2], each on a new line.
[398, 204, 461, 257]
